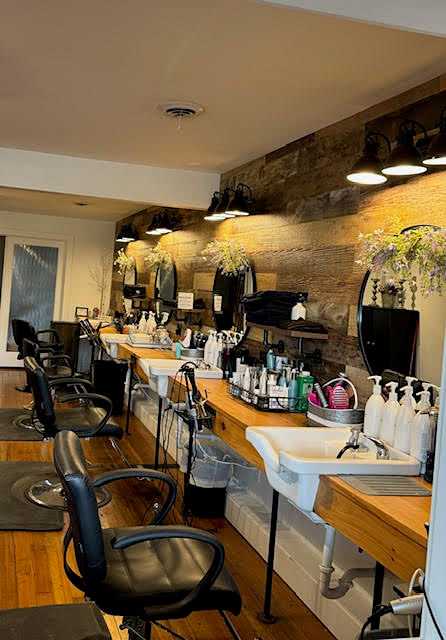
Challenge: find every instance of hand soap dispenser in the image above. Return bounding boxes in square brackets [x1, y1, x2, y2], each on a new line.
[410, 390, 432, 471]
[416, 383, 433, 410]
[364, 375, 384, 437]
[401, 376, 417, 407]
[380, 382, 399, 445]
[394, 385, 415, 454]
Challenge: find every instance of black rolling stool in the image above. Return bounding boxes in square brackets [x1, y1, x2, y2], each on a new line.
[54, 430, 243, 640]
[24, 356, 123, 510]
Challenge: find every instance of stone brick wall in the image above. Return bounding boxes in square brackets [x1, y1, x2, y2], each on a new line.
[113, 75, 446, 404]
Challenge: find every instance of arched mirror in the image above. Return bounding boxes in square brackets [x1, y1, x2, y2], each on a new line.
[357, 224, 445, 386]
[213, 266, 255, 336]
[154, 261, 177, 320]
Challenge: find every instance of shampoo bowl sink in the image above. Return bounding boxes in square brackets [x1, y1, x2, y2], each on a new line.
[246, 427, 420, 514]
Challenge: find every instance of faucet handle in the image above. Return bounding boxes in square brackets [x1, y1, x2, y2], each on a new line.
[348, 425, 362, 446]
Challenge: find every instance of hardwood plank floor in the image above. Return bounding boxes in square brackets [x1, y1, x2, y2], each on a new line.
[0, 368, 334, 640]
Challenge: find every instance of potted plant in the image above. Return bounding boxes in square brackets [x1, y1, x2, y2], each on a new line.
[202, 239, 250, 276]
[357, 225, 446, 297]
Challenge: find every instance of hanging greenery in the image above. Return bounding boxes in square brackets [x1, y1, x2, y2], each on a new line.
[113, 248, 135, 275]
[144, 242, 172, 271]
[357, 225, 446, 296]
[202, 239, 250, 276]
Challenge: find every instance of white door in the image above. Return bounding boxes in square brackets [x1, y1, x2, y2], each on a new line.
[0, 237, 65, 367]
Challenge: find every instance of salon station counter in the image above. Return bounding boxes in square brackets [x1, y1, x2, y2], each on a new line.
[114, 339, 430, 582]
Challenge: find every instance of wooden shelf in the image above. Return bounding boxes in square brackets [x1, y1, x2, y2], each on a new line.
[247, 321, 328, 341]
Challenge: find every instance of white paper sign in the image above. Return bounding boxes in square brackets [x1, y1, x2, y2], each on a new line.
[177, 292, 194, 310]
[213, 294, 223, 313]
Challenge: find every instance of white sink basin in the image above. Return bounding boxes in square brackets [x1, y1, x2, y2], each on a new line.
[246, 427, 420, 514]
[139, 359, 223, 397]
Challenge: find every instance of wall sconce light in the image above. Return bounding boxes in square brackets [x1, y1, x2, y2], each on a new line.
[146, 210, 177, 235]
[207, 191, 221, 213]
[347, 132, 390, 185]
[204, 184, 255, 221]
[382, 120, 428, 176]
[226, 183, 254, 216]
[424, 107, 446, 166]
[116, 224, 138, 243]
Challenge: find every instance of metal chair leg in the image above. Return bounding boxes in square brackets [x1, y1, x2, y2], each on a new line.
[220, 611, 243, 640]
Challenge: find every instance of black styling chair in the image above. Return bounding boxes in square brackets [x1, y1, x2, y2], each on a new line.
[24, 356, 123, 510]
[0, 603, 110, 640]
[12, 318, 64, 391]
[23, 337, 77, 379]
[55, 431, 243, 640]
[13, 338, 80, 432]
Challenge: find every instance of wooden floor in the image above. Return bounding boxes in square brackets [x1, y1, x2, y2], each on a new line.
[0, 368, 334, 640]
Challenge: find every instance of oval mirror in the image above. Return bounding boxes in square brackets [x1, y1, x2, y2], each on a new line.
[154, 261, 177, 321]
[213, 266, 255, 338]
[357, 224, 445, 386]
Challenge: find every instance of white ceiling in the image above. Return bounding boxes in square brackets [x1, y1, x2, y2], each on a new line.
[0, 187, 146, 221]
[261, 1, 446, 37]
[0, 0, 446, 175]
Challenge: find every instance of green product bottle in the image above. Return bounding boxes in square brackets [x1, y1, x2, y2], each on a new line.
[297, 371, 314, 412]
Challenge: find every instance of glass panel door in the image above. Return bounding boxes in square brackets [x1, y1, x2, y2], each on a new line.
[0, 237, 64, 367]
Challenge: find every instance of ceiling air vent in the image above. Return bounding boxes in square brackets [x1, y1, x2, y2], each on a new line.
[157, 102, 204, 129]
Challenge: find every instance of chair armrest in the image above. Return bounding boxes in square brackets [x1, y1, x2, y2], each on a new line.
[58, 392, 112, 435]
[93, 469, 177, 523]
[49, 377, 93, 390]
[111, 526, 225, 619]
[37, 329, 61, 343]
[42, 354, 72, 368]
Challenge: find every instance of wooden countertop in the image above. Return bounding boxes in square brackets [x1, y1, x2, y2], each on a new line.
[116, 342, 175, 361]
[115, 337, 431, 578]
[315, 475, 430, 580]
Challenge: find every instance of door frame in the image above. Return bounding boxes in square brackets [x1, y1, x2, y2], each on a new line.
[0, 236, 66, 367]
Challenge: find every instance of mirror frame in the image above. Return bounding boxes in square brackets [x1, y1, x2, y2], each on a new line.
[212, 265, 256, 338]
[357, 223, 440, 375]
[154, 261, 177, 321]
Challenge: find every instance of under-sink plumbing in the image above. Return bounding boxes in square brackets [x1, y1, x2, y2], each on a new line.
[319, 525, 375, 599]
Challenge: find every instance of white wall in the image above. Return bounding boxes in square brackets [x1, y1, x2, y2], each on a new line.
[0, 209, 115, 321]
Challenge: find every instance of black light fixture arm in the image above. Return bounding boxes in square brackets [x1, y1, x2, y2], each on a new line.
[398, 119, 428, 145]
[364, 131, 391, 155]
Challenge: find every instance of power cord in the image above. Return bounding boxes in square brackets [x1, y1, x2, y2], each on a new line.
[359, 605, 392, 640]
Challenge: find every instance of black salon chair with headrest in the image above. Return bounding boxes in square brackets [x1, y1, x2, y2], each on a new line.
[23, 337, 76, 380]
[12, 318, 64, 391]
[54, 430, 242, 640]
[24, 356, 123, 510]
[0, 603, 110, 640]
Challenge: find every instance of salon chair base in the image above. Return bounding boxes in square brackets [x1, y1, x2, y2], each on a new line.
[13, 413, 38, 430]
[15, 383, 31, 393]
[26, 477, 111, 511]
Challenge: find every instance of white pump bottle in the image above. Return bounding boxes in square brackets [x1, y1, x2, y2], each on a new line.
[394, 385, 415, 454]
[416, 383, 433, 411]
[401, 376, 417, 407]
[379, 382, 399, 446]
[363, 375, 384, 437]
[410, 390, 432, 471]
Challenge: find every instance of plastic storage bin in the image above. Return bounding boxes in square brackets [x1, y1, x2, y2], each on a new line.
[180, 432, 247, 489]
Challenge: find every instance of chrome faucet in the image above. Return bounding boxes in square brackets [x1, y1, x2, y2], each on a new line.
[336, 426, 390, 460]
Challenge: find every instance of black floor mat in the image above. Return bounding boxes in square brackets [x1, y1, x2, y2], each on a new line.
[0, 603, 110, 640]
[0, 462, 63, 530]
[0, 409, 43, 441]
